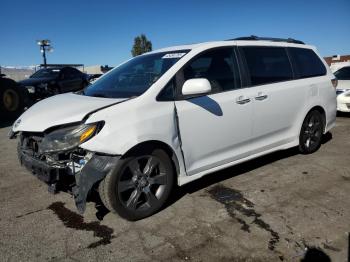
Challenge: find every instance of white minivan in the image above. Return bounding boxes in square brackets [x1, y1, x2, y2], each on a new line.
[10, 36, 337, 220]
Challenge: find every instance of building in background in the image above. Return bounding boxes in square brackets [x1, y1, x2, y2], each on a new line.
[324, 55, 350, 72]
[84, 65, 113, 74]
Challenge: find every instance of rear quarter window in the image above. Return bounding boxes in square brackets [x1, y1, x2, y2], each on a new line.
[288, 48, 326, 79]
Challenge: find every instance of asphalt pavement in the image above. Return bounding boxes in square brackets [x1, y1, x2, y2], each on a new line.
[0, 114, 349, 261]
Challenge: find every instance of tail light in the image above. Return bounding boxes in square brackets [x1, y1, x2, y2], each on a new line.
[331, 78, 338, 89]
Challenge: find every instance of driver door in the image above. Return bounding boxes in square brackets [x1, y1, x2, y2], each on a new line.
[174, 47, 254, 176]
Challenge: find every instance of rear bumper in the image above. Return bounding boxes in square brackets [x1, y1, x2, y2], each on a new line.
[17, 146, 120, 213]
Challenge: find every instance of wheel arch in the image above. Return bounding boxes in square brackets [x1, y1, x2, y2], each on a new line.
[297, 104, 327, 141]
[121, 140, 181, 178]
[308, 105, 326, 132]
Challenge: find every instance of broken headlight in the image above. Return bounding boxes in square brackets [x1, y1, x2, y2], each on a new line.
[40, 122, 102, 153]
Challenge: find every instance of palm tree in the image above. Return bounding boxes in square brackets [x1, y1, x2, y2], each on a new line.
[131, 34, 153, 57]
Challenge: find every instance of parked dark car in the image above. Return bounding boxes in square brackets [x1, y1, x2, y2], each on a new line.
[0, 73, 27, 120]
[19, 67, 89, 101]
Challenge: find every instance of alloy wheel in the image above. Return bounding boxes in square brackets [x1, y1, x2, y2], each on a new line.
[302, 114, 322, 151]
[117, 156, 167, 211]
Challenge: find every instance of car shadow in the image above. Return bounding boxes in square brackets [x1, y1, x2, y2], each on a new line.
[94, 133, 333, 221]
[187, 96, 223, 116]
[166, 132, 333, 210]
[0, 119, 14, 128]
[337, 111, 350, 118]
[301, 247, 331, 262]
[166, 147, 300, 207]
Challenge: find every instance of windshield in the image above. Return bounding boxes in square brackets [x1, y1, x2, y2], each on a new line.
[84, 50, 189, 98]
[31, 68, 61, 78]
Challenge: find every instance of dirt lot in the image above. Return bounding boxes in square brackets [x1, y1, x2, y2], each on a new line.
[0, 114, 349, 262]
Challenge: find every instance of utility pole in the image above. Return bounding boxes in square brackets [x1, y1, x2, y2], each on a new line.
[37, 40, 53, 68]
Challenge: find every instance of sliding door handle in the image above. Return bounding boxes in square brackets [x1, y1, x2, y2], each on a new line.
[255, 92, 268, 101]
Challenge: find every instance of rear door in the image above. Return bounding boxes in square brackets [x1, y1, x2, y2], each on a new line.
[239, 46, 305, 152]
[174, 47, 255, 175]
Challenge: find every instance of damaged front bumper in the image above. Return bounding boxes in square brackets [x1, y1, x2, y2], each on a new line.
[17, 140, 120, 213]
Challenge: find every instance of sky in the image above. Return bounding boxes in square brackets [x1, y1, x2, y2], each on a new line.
[1, 0, 350, 67]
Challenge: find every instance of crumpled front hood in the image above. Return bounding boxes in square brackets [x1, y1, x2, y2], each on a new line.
[13, 93, 127, 132]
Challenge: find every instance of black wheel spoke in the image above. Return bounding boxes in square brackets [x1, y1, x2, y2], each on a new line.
[126, 189, 142, 209]
[305, 138, 311, 148]
[143, 157, 159, 176]
[314, 131, 321, 138]
[128, 159, 142, 176]
[308, 116, 315, 127]
[149, 173, 166, 185]
[118, 180, 135, 192]
[144, 189, 158, 207]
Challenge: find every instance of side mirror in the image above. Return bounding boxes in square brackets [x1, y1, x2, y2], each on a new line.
[182, 78, 211, 96]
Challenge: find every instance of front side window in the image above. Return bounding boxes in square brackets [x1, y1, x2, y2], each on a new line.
[289, 47, 326, 78]
[334, 66, 350, 80]
[241, 47, 293, 86]
[181, 47, 240, 94]
[84, 50, 189, 98]
[70, 68, 82, 78]
[61, 68, 77, 79]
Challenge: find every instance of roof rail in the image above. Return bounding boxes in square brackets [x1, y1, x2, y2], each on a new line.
[229, 35, 305, 45]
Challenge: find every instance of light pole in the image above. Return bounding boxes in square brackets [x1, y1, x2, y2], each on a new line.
[37, 40, 53, 68]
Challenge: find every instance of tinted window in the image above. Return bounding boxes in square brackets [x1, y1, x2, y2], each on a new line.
[289, 48, 326, 78]
[157, 78, 175, 101]
[242, 47, 293, 86]
[70, 68, 82, 78]
[62, 68, 81, 79]
[182, 48, 240, 93]
[30, 68, 60, 78]
[334, 66, 350, 80]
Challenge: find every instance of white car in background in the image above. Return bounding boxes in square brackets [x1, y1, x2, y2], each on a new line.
[333, 66, 350, 112]
[10, 36, 336, 220]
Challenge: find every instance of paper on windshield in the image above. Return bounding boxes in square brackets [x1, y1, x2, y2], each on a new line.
[162, 53, 187, 59]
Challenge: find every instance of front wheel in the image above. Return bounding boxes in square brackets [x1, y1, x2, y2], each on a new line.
[299, 110, 324, 154]
[99, 148, 174, 220]
[0, 84, 25, 120]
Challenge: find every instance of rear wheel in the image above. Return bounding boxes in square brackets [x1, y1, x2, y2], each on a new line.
[99, 148, 174, 220]
[299, 110, 324, 154]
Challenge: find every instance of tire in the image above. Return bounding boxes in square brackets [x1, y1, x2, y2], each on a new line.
[99, 148, 174, 220]
[0, 79, 26, 120]
[299, 110, 324, 154]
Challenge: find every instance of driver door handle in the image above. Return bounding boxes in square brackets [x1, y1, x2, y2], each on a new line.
[236, 96, 251, 105]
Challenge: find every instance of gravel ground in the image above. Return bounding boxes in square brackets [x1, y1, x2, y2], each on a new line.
[0, 114, 349, 262]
